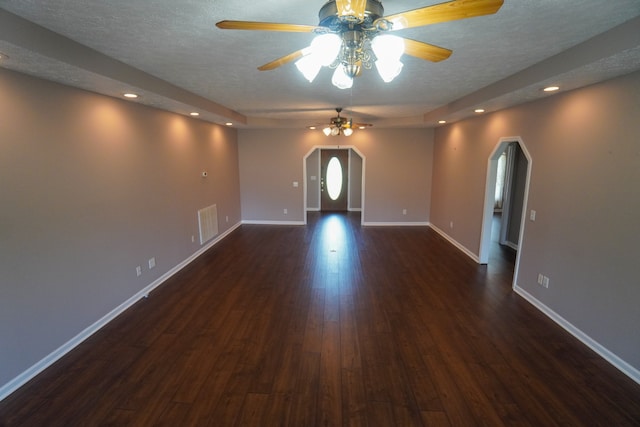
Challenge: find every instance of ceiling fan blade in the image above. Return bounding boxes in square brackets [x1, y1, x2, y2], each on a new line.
[382, 0, 503, 31]
[216, 20, 320, 33]
[258, 49, 307, 71]
[336, 0, 367, 20]
[402, 38, 452, 62]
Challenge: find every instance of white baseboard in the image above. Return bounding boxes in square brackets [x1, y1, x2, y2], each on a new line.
[503, 240, 519, 251]
[306, 208, 362, 213]
[514, 285, 640, 385]
[363, 221, 430, 226]
[428, 223, 481, 263]
[242, 220, 305, 226]
[0, 222, 242, 402]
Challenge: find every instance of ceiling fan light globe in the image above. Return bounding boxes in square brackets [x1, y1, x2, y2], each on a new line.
[323, 127, 332, 136]
[343, 128, 353, 136]
[311, 33, 342, 66]
[331, 65, 353, 89]
[331, 127, 340, 136]
[295, 55, 322, 82]
[371, 34, 405, 62]
[375, 59, 403, 83]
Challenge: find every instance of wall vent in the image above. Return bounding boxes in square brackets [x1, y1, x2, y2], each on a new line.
[198, 204, 218, 245]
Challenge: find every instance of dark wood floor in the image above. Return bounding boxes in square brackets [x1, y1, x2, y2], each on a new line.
[1, 212, 639, 426]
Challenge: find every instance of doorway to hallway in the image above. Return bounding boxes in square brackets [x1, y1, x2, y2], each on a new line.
[479, 137, 532, 287]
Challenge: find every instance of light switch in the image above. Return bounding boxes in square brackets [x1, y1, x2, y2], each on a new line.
[310, 175, 317, 181]
[530, 210, 536, 221]
[293, 181, 299, 187]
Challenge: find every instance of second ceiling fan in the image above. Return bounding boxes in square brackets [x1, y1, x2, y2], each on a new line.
[314, 108, 372, 136]
[216, 0, 504, 88]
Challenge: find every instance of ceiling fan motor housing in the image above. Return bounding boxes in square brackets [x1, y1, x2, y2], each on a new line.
[331, 108, 349, 128]
[318, 0, 385, 29]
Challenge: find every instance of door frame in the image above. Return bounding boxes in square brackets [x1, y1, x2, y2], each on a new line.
[320, 149, 349, 212]
[303, 145, 366, 225]
[479, 137, 532, 284]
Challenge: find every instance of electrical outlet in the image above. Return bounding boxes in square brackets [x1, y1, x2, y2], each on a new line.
[284, 208, 288, 215]
[136, 266, 142, 277]
[402, 209, 407, 215]
[148, 257, 156, 269]
[191, 235, 195, 243]
[226, 215, 229, 223]
[449, 221, 454, 229]
[538, 273, 550, 288]
[530, 210, 537, 221]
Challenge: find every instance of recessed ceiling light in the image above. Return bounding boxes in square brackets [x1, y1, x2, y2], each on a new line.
[438, 120, 447, 124]
[189, 112, 200, 116]
[358, 126, 367, 130]
[225, 122, 233, 126]
[543, 86, 560, 92]
[308, 126, 316, 130]
[123, 93, 139, 99]
[474, 109, 485, 113]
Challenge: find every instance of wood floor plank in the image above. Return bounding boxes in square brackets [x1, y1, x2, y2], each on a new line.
[236, 393, 270, 426]
[289, 351, 320, 426]
[318, 319, 342, 427]
[420, 410, 452, 427]
[1, 212, 639, 426]
[423, 353, 478, 426]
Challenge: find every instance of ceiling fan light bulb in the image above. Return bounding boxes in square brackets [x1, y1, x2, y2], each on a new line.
[372, 34, 405, 62]
[323, 127, 332, 136]
[343, 128, 353, 136]
[331, 127, 340, 136]
[331, 65, 353, 89]
[295, 55, 322, 82]
[311, 33, 341, 66]
[375, 59, 403, 83]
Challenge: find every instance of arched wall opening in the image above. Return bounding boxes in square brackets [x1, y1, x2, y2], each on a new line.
[303, 145, 366, 225]
[479, 137, 532, 288]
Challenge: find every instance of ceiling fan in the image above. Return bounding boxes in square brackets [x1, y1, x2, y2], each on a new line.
[216, 0, 504, 88]
[312, 107, 372, 136]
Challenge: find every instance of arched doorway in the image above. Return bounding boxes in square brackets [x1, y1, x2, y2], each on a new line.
[479, 137, 532, 286]
[303, 146, 366, 225]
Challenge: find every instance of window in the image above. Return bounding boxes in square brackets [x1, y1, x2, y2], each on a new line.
[326, 157, 343, 201]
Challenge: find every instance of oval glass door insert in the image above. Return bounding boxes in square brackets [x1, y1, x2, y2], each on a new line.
[326, 157, 343, 201]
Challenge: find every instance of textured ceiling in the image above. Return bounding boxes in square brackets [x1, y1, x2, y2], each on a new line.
[1, 0, 639, 128]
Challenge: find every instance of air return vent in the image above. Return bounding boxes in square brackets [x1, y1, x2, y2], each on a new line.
[198, 204, 218, 245]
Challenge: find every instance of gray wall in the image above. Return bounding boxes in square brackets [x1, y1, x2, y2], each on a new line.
[430, 70, 640, 373]
[349, 149, 363, 211]
[239, 128, 434, 224]
[0, 69, 241, 389]
[305, 149, 320, 210]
